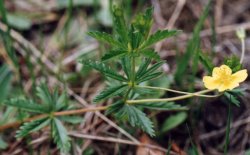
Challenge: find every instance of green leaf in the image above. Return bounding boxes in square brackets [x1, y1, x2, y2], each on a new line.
[56, 92, 68, 111]
[136, 61, 164, 82]
[0, 136, 8, 149]
[59, 116, 83, 124]
[94, 84, 128, 102]
[175, 1, 211, 84]
[137, 102, 188, 111]
[16, 118, 50, 138]
[36, 83, 53, 109]
[121, 56, 132, 80]
[129, 25, 143, 49]
[132, 7, 153, 39]
[6, 13, 32, 30]
[52, 118, 71, 153]
[105, 100, 124, 115]
[81, 60, 128, 82]
[0, 64, 12, 103]
[116, 104, 155, 136]
[4, 98, 49, 114]
[101, 50, 127, 61]
[56, 0, 94, 8]
[161, 112, 187, 132]
[141, 49, 161, 61]
[136, 58, 151, 78]
[137, 72, 162, 83]
[199, 51, 214, 74]
[224, 55, 242, 73]
[141, 30, 180, 49]
[88, 31, 122, 47]
[112, 6, 128, 43]
[224, 92, 240, 107]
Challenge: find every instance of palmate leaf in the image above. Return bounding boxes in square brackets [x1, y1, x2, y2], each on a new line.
[132, 7, 153, 39]
[16, 117, 50, 138]
[81, 60, 128, 82]
[112, 6, 128, 43]
[115, 104, 155, 136]
[141, 49, 161, 61]
[94, 84, 128, 102]
[4, 98, 49, 114]
[52, 118, 71, 153]
[36, 83, 53, 109]
[140, 30, 180, 49]
[137, 102, 188, 111]
[101, 50, 127, 61]
[129, 25, 144, 49]
[87, 31, 123, 47]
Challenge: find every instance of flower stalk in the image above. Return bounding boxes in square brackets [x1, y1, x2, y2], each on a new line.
[126, 89, 215, 104]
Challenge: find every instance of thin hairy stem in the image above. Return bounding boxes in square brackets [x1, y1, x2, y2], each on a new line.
[0, 106, 108, 132]
[137, 85, 220, 97]
[126, 89, 217, 104]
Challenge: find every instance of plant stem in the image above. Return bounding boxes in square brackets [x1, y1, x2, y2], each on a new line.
[137, 85, 221, 97]
[240, 38, 245, 64]
[0, 106, 108, 132]
[126, 89, 215, 104]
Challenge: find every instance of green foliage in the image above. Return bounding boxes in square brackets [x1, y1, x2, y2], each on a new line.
[141, 49, 161, 61]
[102, 50, 127, 61]
[16, 118, 50, 138]
[87, 31, 123, 47]
[0, 64, 12, 103]
[116, 104, 155, 137]
[199, 51, 214, 74]
[81, 4, 181, 136]
[82, 60, 128, 82]
[140, 30, 180, 49]
[94, 84, 128, 102]
[0, 136, 7, 149]
[4, 83, 72, 152]
[0, 1, 18, 67]
[4, 98, 49, 113]
[175, 1, 211, 84]
[161, 112, 188, 132]
[52, 118, 71, 153]
[136, 61, 164, 83]
[224, 55, 242, 73]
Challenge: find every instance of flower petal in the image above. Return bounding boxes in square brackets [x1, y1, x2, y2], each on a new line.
[203, 76, 220, 90]
[218, 81, 239, 92]
[212, 65, 232, 78]
[232, 69, 248, 83]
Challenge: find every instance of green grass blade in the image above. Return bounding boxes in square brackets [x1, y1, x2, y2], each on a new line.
[175, 0, 211, 84]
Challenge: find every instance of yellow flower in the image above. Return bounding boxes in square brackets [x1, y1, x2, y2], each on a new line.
[203, 65, 248, 92]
